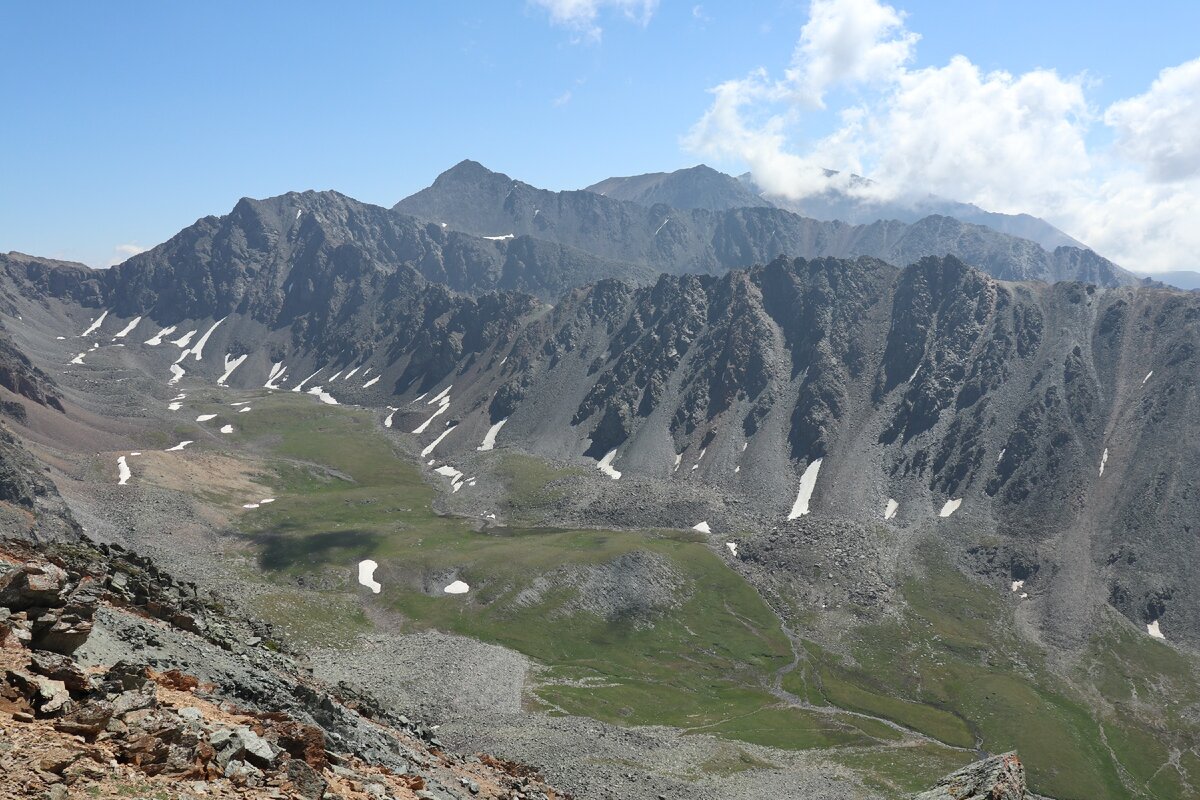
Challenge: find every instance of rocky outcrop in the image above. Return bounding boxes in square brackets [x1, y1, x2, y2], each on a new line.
[0, 538, 569, 800]
[915, 752, 1030, 800]
[0, 325, 64, 413]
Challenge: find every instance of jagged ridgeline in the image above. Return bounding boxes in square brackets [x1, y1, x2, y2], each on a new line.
[4, 242, 1198, 650]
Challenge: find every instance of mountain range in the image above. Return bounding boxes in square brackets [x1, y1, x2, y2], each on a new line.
[1, 158, 1198, 800]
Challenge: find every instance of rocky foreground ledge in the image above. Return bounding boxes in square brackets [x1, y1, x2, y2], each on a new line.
[0, 538, 567, 800]
[0, 537, 1035, 800]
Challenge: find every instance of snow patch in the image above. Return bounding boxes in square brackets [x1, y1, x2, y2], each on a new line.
[220, 424, 233, 434]
[168, 364, 185, 385]
[939, 498, 962, 517]
[412, 403, 448, 433]
[230, 401, 248, 406]
[306, 386, 338, 405]
[421, 424, 457, 457]
[1099, 448, 1109, 477]
[167, 402, 183, 411]
[384, 407, 398, 428]
[362, 376, 380, 388]
[692, 521, 711, 534]
[242, 503, 260, 509]
[264, 362, 287, 390]
[596, 449, 621, 480]
[673, 453, 682, 472]
[80, 310, 108, 337]
[218, 354, 247, 385]
[482, 234, 515, 241]
[477, 418, 508, 451]
[357, 560, 382, 594]
[343, 366, 361, 380]
[117, 456, 131, 486]
[884, 499, 898, 520]
[653, 218, 670, 236]
[1142, 370, 1153, 385]
[787, 458, 823, 520]
[112, 316, 142, 340]
[426, 385, 452, 405]
[171, 330, 197, 348]
[166, 441, 193, 452]
[434, 464, 464, 481]
[196, 414, 217, 422]
[443, 580, 470, 594]
[145, 325, 176, 346]
[238, 407, 251, 413]
[1148, 620, 1165, 639]
[70, 353, 85, 365]
[293, 368, 322, 392]
[1011, 580, 1025, 593]
[189, 317, 226, 361]
[725, 542, 738, 557]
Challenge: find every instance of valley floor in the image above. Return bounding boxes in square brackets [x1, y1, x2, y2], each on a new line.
[22, 375, 1200, 800]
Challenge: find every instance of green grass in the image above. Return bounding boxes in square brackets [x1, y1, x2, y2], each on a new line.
[784, 545, 1200, 800]
[493, 452, 585, 522]
[697, 746, 778, 776]
[230, 395, 804, 738]
[218, 393, 1200, 799]
[700, 706, 897, 750]
[833, 744, 976, 795]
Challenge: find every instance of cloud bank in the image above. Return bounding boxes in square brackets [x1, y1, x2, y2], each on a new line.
[685, 0, 1200, 272]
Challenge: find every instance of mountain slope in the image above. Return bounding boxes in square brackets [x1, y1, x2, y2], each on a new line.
[9, 247, 1193, 648]
[585, 164, 774, 211]
[3, 246, 1199, 798]
[738, 170, 1088, 252]
[399, 161, 1135, 286]
[57, 192, 650, 310]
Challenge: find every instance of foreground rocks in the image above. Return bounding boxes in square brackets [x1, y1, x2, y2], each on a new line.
[914, 752, 1030, 800]
[0, 538, 569, 799]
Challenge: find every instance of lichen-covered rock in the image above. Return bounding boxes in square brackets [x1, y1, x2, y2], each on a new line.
[915, 752, 1029, 800]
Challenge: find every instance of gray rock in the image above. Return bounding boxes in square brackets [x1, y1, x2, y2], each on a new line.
[914, 752, 1029, 800]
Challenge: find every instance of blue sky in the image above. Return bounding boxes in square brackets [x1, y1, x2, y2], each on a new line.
[2, 1, 1199, 270]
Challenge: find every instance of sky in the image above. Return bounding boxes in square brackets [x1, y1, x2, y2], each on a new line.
[2, 1, 1199, 272]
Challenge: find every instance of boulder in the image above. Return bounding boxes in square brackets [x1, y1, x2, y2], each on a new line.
[286, 758, 329, 800]
[53, 700, 114, 740]
[111, 682, 158, 715]
[915, 752, 1029, 800]
[28, 651, 93, 694]
[0, 563, 66, 610]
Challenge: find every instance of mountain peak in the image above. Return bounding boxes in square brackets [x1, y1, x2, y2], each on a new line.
[584, 164, 773, 211]
[433, 159, 511, 186]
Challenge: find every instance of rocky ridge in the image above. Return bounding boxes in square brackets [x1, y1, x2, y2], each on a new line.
[398, 160, 1133, 286]
[0, 537, 570, 800]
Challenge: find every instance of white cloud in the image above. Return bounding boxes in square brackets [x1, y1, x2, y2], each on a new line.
[788, 0, 918, 104]
[530, 0, 658, 42]
[106, 243, 146, 267]
[1105, 58, 1200, 183]
[684, 0, 1200, 271]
